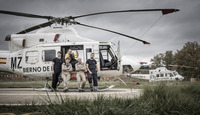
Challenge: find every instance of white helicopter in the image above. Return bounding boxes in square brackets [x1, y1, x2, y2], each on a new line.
[127, 67, 184, 82]
[0, 9, 179, 88]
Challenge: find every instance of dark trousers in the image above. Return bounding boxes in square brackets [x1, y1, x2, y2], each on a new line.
[52, 71, 61, 89]
[70, 60, 78, 71]
[88, 72, 98, 86]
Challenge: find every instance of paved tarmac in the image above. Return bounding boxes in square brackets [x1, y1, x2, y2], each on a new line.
[0, 88, 142, 105]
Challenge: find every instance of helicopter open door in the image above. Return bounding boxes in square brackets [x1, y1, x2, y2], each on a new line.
[99, 45, 118, 71]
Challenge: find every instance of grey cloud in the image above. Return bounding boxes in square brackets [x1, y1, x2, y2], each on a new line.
[0, 0, 199, 63]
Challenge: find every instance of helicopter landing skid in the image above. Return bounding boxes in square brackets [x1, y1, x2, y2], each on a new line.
[34, 77, 52, 91]
[97, 85, 115, 91]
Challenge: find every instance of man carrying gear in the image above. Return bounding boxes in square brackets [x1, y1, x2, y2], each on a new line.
[75, 58, 86, 92]
[62, 58, 72, 92]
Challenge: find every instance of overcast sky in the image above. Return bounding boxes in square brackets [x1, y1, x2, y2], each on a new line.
[0, 0, 199, 63]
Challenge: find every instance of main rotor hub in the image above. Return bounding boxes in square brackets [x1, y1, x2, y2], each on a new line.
[49, 17, 77, 25]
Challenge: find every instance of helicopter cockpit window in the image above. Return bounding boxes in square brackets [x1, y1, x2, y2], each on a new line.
[42, 50, 56, 62]
[173, 72, 178, 76]
[25, 51, 39, 64]
[165, 73, 168, 77]
[99, 45, 117, 70]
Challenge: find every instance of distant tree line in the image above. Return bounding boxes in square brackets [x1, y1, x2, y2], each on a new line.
[150, 41, 200, 80]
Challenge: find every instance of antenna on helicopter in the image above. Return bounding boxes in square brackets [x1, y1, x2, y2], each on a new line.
[0, 9, 179, 44]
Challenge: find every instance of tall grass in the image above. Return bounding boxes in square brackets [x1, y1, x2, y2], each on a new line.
[37, 83, 200, 115]
[0, 83, 199, 114]
[141, 83, 200, 114]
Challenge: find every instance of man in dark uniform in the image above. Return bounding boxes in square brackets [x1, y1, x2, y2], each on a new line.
[52, 51, 63, 91]
[86, 53, 98, 91]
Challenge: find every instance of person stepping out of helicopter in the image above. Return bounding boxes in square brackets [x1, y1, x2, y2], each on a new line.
[65, 49, 78, 71]
[75, 58, 87, 92]
[86, 53, 99, 91]
[62, 58, 73, 92]
[52, 51, 63, 91]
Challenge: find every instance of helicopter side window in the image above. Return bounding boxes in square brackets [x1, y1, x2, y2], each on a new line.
[160, 73, 164, 77]
[156, 74, 159, 77]
[167, 73, 170, 77]
[42, 50, 56, 62]
[25, 51, 39, 64]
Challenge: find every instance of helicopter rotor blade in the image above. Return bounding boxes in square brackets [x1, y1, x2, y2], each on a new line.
[17, 21, 53, 34]
[76, 22, 150, 44]
[0, 10, 53, 19]
[72, 9, 179, 19]
[168, 65, 198, 69]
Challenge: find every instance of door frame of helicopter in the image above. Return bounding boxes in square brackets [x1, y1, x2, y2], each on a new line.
[60, 41, 122, 79]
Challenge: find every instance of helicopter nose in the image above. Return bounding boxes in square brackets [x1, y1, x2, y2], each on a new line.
[121, 56, 141, 72]
[178, 75, 184, 80]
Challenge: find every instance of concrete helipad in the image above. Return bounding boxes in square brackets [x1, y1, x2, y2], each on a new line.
[0, 88, 142, 105]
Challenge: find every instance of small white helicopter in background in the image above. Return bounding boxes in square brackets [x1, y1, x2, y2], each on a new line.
[0, 9, 179, 88]
[127, 67, 184, 82]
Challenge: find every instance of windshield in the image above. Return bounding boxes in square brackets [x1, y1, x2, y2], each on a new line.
[169, 73, 174, 77]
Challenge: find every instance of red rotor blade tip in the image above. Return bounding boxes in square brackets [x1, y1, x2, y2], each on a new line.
[143, 41, 150, 45]
[162, 9, 180, 15]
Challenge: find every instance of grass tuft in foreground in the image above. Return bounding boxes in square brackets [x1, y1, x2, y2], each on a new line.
[37, 83, 200, 115]
[0, 83, 200, 115]
[141, 83, 200, 114]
